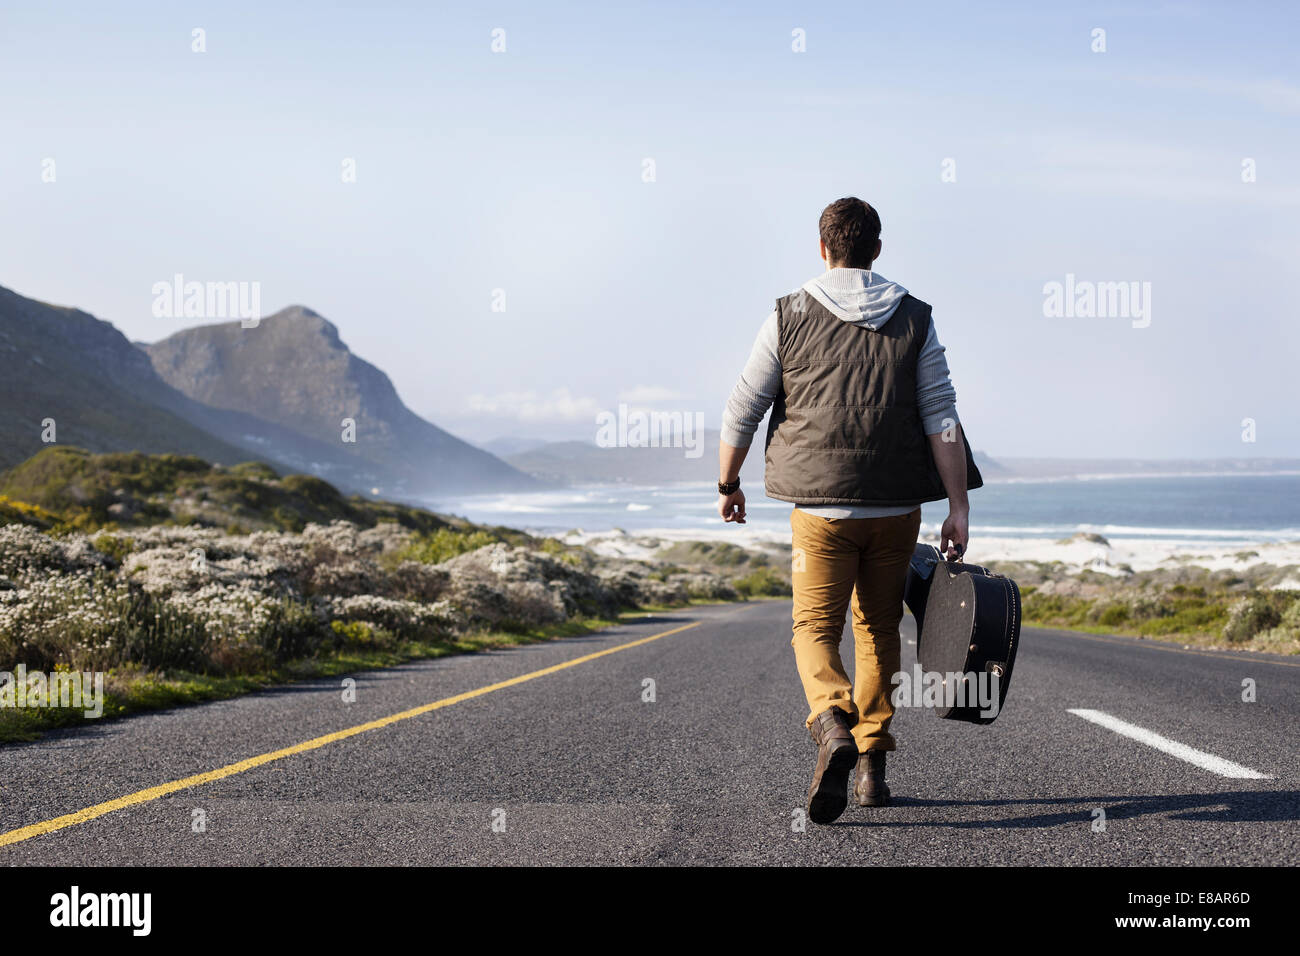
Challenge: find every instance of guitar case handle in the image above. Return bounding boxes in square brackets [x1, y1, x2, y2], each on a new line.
[909, 542, 966, 581]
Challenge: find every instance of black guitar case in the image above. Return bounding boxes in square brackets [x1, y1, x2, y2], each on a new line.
[903, 544, 1021, 724]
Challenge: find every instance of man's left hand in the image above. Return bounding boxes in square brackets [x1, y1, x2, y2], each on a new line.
[719, 490, 747, 523]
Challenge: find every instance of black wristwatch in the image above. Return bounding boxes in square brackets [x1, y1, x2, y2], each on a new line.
[718, 478, 741, 495]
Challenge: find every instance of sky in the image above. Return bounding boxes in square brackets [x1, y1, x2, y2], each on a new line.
[2, 0, 1298, 460]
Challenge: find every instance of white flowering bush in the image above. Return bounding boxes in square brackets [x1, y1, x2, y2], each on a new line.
[0, 524, 109, 577]
[0, 568, 211, 672]
[328, 594, 458, 639]
[0, 518, 714, 676]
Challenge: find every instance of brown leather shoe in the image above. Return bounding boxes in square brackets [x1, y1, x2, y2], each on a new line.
[806, 708, 858, 824]
[854, 750, 890, 807]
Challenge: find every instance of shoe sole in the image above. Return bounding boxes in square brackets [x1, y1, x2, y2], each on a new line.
[807, 744, 857, 825]
[855, 791, 890, 807]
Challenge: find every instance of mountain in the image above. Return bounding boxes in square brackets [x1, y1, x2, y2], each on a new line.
[0, 285, 273, 472]
[0, 284, 538, 498]
[480, 435, 552, 457]
[143, 306, 537, 498]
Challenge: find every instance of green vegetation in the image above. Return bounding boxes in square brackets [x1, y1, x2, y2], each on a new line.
[0, 450, 761, 745]
[0, 614, 621, 744]
[0, 494, 62, 529]
[394, 527, 514, 564]
[0, 446, 479, 535]
[732, 565, 791, 598]
[1010, 565, 1300, 655]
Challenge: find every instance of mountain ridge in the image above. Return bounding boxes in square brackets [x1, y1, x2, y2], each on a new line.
[142, 304, 537, 498]
[0, 283, 536, 498]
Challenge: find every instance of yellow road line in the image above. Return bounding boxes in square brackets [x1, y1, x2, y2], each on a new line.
[0, 619, 702, 850]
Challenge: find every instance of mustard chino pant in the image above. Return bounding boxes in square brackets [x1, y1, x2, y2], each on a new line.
[790, 506, 922, 753]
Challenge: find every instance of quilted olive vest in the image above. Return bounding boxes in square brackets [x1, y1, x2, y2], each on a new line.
[763, 289, 983, 506]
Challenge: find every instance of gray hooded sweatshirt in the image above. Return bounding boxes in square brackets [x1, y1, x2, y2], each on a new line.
[721, 267, 960, 519]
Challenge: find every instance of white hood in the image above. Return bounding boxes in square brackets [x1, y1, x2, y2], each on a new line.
[801, 268, 908, 331]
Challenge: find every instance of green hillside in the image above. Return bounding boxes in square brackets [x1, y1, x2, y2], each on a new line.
[0, 446, 522, 537]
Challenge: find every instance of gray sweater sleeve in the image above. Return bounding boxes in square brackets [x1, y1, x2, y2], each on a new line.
[720, 310, 781, 448]
[720, 309, 960, 448]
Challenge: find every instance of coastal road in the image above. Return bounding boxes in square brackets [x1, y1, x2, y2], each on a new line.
[1, 600, 1297, 865]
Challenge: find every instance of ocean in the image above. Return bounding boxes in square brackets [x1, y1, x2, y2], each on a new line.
[429, 473, 1300, 546]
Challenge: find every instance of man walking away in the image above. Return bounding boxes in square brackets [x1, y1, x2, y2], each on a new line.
[716, 197, 980, 824]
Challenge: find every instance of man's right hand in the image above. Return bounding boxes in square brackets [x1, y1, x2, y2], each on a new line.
[940, 507, 969, 560]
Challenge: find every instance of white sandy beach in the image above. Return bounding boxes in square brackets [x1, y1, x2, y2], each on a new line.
[560, 525, 1300, 586]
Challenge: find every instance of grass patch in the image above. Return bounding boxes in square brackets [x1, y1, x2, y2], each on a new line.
[1021, 583, 1300, 654]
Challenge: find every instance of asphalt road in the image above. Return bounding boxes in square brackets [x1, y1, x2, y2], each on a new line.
[2, 600, 1297, 865]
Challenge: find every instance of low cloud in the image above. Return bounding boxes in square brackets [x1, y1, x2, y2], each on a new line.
[466, 388, 603, 423]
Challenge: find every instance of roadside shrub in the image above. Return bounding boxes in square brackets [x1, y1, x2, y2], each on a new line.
[1140, 599, 1227, 636]
[398, 528, 499, 565]
[733, 566, 790, 598]
[1126, 595, 1171, 621]
[1256, 595, 1300, 648]
[1283, 597, 1300, 627]
[1223, 594, 1282, 644]
[0, 570, 212, 673]
[331, 619, 376, 647]
[1089, 601, 1130, 627]
[1020, 592, 1090, 627]
[252, 598, 327, 663]
[328, 594, 455, 641]
[677, 574, 738, 602]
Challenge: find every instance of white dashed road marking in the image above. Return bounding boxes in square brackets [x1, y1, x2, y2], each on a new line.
[1067, 708, 1271, 780]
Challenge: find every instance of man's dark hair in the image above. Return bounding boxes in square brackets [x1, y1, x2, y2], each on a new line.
[818, 197, 881, 268]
